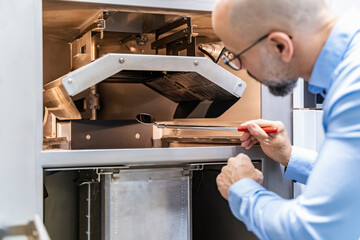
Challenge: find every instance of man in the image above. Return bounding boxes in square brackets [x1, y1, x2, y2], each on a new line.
[213, 0, 360, 239]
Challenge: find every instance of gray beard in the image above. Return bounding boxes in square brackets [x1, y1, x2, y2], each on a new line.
[247, 70, 297, 97]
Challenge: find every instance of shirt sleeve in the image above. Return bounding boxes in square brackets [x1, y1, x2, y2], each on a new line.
[228, 61, 360, 239]
[283, 146, 318, 184]
[229, 138, 360, 240]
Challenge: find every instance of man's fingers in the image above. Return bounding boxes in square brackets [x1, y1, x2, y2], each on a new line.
[241, 123, 269, 141]
[240, 129, 258, 150]
[234, 153, 251, 162]
[216, 174, 223, 184]
[240, 132, 251, 141]
[246, 141, 255, 150]
[254, 169, 264, 184]
[241, 119, 274, 127]
[227, 157, 241, 167]
[216, 174, 229, 200]
[228, 153, 251, 166]
[241, 119, 284, 131]
[241, 139, 252, 149]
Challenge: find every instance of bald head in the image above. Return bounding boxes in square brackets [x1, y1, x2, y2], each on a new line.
[213, 0, 328, 46]
[212, 0, 339, 96]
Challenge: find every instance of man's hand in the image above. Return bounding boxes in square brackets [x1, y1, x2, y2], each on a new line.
[240, 119, 292, 167]
[216, 153, 263, 200]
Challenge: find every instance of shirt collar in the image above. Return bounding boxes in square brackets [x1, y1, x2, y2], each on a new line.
[308, 9, 360, 95]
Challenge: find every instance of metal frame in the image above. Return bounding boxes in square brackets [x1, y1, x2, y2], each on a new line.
[42, 146, 265, 168]
[261, 86, 293, 191]
[60, 53, 247, 98]
[2, 0, 294, 236]
[152, 17, 197, 56]
[41, 146, 292, 199]
[261, 85, 293, 143]
[0, 0, 43, 226]
[57, 0, 217, 12]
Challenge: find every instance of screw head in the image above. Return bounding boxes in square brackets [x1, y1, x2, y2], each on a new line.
[119, 58, 125, 63]
[135, 133, 141, 139]
[238, 83, 243, 87]
[86, 134, 91, 140]
[194, 61, 199, 66]
[67, 78, 73, 84]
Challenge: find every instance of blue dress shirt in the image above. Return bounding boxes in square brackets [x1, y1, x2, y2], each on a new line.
[229, 9, 360, 240]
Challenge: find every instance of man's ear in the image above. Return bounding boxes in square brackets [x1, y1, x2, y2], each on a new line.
[267, 32, 294, 62]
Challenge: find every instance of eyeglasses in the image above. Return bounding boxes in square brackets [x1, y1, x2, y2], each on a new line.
[222, 34, 293, 71]
[222, 34, 269, 71]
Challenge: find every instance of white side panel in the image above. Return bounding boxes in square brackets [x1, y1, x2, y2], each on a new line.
[293, 78, 304, 109]
[0, 0, 42, 225]
[293, 110, 324, 151]
[315, 111, 325, 150]
[261, 85, 292, 142]
[293, 110, 325, 197]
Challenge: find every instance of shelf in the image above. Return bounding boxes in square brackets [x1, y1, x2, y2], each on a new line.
[41, 146, 266, 168]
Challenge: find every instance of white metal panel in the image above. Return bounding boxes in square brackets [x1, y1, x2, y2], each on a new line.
[61, 54, 247, 98]
[0, 0, 43, 226]
[293, 110, 324, 197]
[63, 0, 216, 12]
[293, 110, 324, 152]
[41, 146, 293, 199]
[261, 85, 292, 142]
[292, 78, 304, 109]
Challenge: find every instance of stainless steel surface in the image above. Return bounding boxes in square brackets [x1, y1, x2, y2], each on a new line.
[104, 12, 176, 34]
[43, 78, 82, 120]
[89, 85, 99, 120]
[44, 52, 246, 120]
[160, 136, 243, 147]
[261, 85, 293, 144]
[105, 168, 190, 240]
[42, 5, 261, 122]
[137, 113, 238, 131]
[43, 137, 69, 150]
[198, 43, 224, 62]
[70, 31, 97, 71]
[84, 183, 91, 240]
[43, 2, 218, 44]
[41, 146, 257, 167]
[0, 0, 43, 225]
[57, 122, 71, 142]
[44, 0, 216, 16]
[43, 111, 57, 138]
[74, 11, 105, 40]
[41, 146, 292, 199]
[60, 53, 246, 98]
[100, 174, 111, 240]
[79, 180, 101, 240]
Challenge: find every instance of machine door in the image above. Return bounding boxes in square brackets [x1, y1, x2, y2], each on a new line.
[0, 0, 49, 239]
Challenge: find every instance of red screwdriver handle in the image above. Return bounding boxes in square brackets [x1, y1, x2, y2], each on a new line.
[237, 126, 278, 133]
